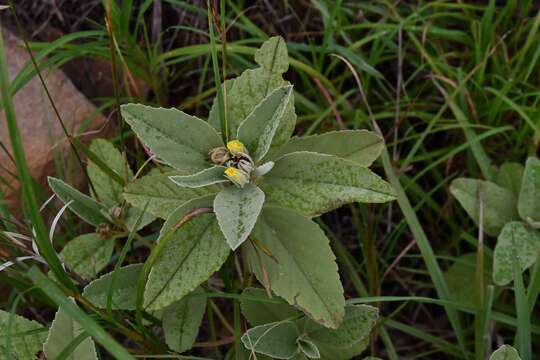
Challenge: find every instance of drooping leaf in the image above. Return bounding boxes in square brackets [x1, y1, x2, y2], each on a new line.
[241, 321, 300, 359]
[121, 104, 223, 173]
[496, 162, 524, 198]
[48, 177, 109, 226]
[214, 184, 265, 250]
[43, 298, 98, 360]
[170, 166, 227, 188]
[247, 206, 345, 329]
[209, 36, 296, 153]
[144, 196, 230, 310]
[518, 156, 540, 224]
[162, 288, 206, 353]
[240, 287, 300, 327]
[261, 152, 396, 217]
[272, 130, 384, 167]
[0, 310, 46, 360]
[304, 305, 378, 360]
[60, 233, 114, 280]
[493, 221, 540, 286]
[237, 85, 293, 162]
[123, 170, 217, 219]
[489, 344, 521, 360]
[83, 264, 143, 310]
[450, 178, 518, 236]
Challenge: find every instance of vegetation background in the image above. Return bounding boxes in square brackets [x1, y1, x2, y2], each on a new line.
[0, 0, 539, 359]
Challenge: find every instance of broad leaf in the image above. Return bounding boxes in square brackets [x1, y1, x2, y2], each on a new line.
[144, 196, 230, 310]
[121, 104, 223, 173]
[496, 162, 524, 198]
[60, 233, 114, 280]
[450, 178, 518, 236]
[247, 206, 345, 328]
[170, 166, 227, 188]
[163, 288, 206, 353]
[48, 177, 109, 226]
[209, 36, 296, 152]
[214, 184, 265, 250]
[298, 338, 321, 359]
[261, 152, 396, 217]
[240, 288, 300, 326]
[493, 221, 540, 286]
[83, 264, 143, 310]
[241, 321, 300, 359]
[123, 170, 217, 219]
[272, 130, 384, 167]
[237, 85, 293, 162]
[518, 156, 540, 224]
[123, 206, 156, 231]
[0, 310, 46, 360]
[43, 298, 98, 360]
[489, 345, 521, 360]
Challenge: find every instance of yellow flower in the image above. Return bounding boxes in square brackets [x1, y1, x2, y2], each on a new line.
[226, 140, 247, 156]
[224, 167, 250, 187]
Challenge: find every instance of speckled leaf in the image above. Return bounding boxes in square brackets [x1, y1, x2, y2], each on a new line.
[247, 206, 345, 329]
[304, 305, 378, 360]
[170, 166, 227, 188]
[489, 345, 521, 360]
[121, 104, 223, 173]
[144, 196, 230, 310]
[48, 177, 109, 226]
[123, 170, 217, 219]
[209, 37, 296, 153]
[450, 178, 518, 236]
[272, 130, 384, 167]
[237, 85, 293, 162]
[43, 298, 98, 360]
[261, 152, 396, 217]
[496, 162, 524, 198]
[214, 184, 265, 250]
[518, 157, 540, 223]
[123, 206, 156, 231]
[0, 310, 46, 360]
[241, 321, 300, 359]
[163, 288, 206, 353]
[83, 264, 143, 310]
[87, 139, 129, 207]
[240, 288, 300, 326]
[493, 221, 540, 285]
[60, 233, 114, 280]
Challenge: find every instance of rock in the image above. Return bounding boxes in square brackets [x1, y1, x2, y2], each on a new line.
[0, 26, 106, 208]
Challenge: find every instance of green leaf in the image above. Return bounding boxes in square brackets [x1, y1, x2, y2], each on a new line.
[272, 130, 384, 167]
[43, 298, 98, 360]
[298, 338, 321, 359]
[83, 264, 143, 310]
[489, 345, 521, 360]
[0, 310, 46, 360]
[304, 305, 378, 360]
[241, 321, 300, 359]
[240, 287, 300, 326]
[247, 206, 345, 328]
[493, 221, 540, 286]
[450, 178, 518, 236]
[496, 162, 524, 198]
[144, 196, 230, 310]
[121, 103, 223, 173]
[123, 170, 217, 219]
[60, 233, 114, 280]
[170, 166, 227, 188]
[123, 206, 155, 231]
[48, 177, 109, 227]
[162, 288, 206, 353]
[518, 157, 540, 224]
[209, 37, 296, 153]
[261, 152, 396, 217]
[87, 139, 129, 207]
[237, 85, 293, 162]
[214, 184, 265, 250]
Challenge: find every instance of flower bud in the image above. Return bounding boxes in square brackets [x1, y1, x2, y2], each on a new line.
[95, 223, 111, 239]
[224, 167, 250, 187]
[226, 140, 247, 156]
[109, 206, 122, 219]
[237, 158, 254, 174]
[209, 146, 231, 165]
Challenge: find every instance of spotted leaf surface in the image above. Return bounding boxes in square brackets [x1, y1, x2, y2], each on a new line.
[0, 310, 46, 360]
[518, 156, 540, 224]
[241, 321, 300, 359]
[60, 233, 114, 280]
